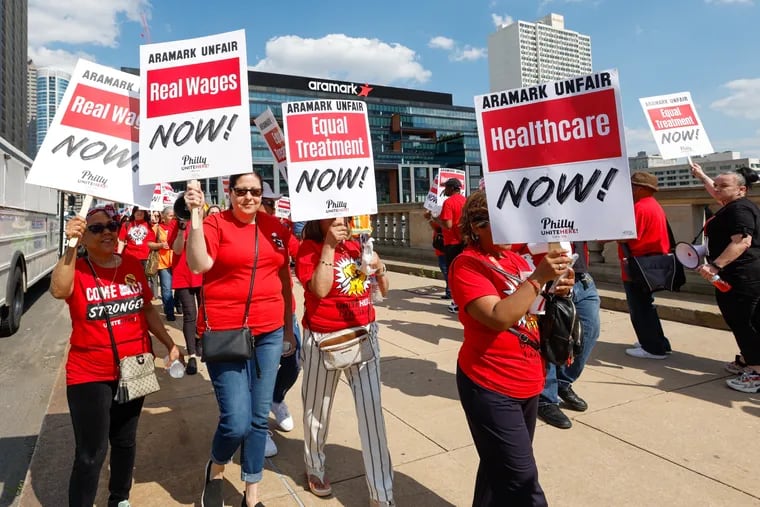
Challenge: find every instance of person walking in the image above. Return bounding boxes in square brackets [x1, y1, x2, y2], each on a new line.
[436, 178, 466, 313]
[156, 206, 176, 321]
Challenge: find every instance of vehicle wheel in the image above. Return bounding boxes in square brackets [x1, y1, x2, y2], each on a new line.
[0, 267, 24, 336]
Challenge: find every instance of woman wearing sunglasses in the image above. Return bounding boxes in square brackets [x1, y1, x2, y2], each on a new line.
[50, 206, 181, 507]
[449, 191, 574, 507]
[184, 173, 296, 507]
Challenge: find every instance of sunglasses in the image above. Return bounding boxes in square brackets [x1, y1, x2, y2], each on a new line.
[232, 187, 263, 197]
[87, 221, 120, 234]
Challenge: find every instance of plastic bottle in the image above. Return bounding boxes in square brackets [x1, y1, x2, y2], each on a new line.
[165, 356, 185, 378]
[710, 275, 732, 293]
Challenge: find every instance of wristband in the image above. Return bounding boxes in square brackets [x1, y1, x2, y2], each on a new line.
[709, 262, 723, 271]
[524, 278, 541, 294]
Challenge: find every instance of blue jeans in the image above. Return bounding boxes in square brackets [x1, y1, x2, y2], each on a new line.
[273, 315, 302, 404]
[207, 327, 282, 483]
[623, 281, 671, 355]
[157, 268, 174, 318]
[540, 274, 601, 405]
[437, 254, 450, 297]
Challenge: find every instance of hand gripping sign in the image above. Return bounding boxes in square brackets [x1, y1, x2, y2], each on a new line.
[474, 69, 636, 245]
[283, 99, 377, 222]
[639, 91, 714, 160]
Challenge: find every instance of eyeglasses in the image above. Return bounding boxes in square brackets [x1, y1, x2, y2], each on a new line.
[87, 221, 120, 234]
[262, 199, 276, 208]
[232, 187, 263, 197]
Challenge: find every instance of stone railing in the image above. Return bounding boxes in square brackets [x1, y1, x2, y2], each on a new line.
[374, 203, 437, 262]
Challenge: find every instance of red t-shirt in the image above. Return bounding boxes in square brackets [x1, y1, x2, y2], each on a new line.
[617, 196, 670, 280]
[198, 210, 289, 335]
[167, 221, 202, 289]
[65, 256, 154, 386]
[118, 220, 156, 261]
[296, 239, 375, 333]
[439, 193, 466, 245]
[450, 247, 545, 399]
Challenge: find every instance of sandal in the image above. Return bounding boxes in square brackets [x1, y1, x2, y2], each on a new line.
[725, 355, 748, 375]
[306, 472, 332, 497]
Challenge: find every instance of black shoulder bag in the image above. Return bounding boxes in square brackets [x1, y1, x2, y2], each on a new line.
[201, 224, 259, 363]
[622, 220, 685, 293]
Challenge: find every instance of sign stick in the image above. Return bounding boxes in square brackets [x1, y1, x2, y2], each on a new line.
[188, 180, 202, 230]
[67, 194, 93, 248]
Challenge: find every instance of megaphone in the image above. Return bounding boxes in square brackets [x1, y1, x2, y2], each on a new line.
[173, 192, 192, 221]
[675, 242, 708, 269]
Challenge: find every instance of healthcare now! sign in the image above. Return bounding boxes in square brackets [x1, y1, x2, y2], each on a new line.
[639, 91, 714, 160]
[475, 69, 636, 244]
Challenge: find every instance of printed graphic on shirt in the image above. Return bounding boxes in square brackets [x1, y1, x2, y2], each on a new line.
[335, 256, 369, 296]
[128, 224, 149, 245]
[499, 273, 540, 336]
[271, 232, 285, 250]
[85, 281, 145, 320]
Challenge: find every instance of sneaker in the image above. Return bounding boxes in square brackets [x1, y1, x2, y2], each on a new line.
[625, 347, 667, 360]
[726, 371, 760, 393]
[306, 472, 332, 497]
[117, 501, 131, 507]
[265, 431, 278, 457]
[271, 401, 294, 432]
[447, 302, 458, 314]
[632, 341, 672, 355]
[725, 355, 748, 374]
[201, 460, 223, 507]
[186, 357, 198, 375]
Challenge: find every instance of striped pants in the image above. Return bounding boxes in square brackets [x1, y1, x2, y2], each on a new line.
[301, 322, 394, 504]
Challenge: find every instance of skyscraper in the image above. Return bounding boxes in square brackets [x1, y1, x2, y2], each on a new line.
[27, 59, 37, 155]
[0, 0, 29, 153]
[488, 13, 592, 91]
[35, 68, 71, 153]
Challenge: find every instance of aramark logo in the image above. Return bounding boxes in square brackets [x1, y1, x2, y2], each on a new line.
[540, 217, 578, 236]
[77, 170, 108, 188]
[308, 79, 373, 97]
[180, 154, 209, 172]
[325, 199, 348, 214]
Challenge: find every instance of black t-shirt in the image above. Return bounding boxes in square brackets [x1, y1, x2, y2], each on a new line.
[706, 197, 760, 283]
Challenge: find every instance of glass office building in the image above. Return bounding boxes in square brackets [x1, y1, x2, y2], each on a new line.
[36, 68, 71, 153]
[247, 70, 481, 204]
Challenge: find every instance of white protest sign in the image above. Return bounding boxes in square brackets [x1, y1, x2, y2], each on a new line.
[639, 91, 713, 160]
[275, 196, 291, 219]
[139, 29, 252, 184]
[475, 69, 636, 244]
[424, 168, 466, 215]
[26, 59, 153, 207]
[283, 99, 377, 221]
[150, 183, 179, 211]
[423, 173, 440, 213]
[254, 108, 288, 182]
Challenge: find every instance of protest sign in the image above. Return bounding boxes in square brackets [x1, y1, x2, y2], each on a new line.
[639, 91, 713, 160]
[275, 196, 290, 219]
[475, 69, 636, 244]
[423, 168, 466, 215]
[283, 99, 377, 221]
[423, 174, 440, 213]
[139, 29, 252, 184]
[26, 59, 153, 207]
[254, 108, 288, 182]
[150, 182, 179, 211]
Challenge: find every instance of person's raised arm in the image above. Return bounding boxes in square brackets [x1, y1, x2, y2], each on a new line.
[308, 219, 348, 298]
[690, 162, 720, 201]
[50, 217, 85, 299]
[184, 181, 214, 274]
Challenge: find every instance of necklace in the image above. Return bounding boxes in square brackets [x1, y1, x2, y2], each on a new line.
[88, 256, 121, 293]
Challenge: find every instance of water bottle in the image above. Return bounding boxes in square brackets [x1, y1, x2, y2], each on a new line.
[371, 275, 384, 303]
[165, 356, 185, 378]
[710, 275, 732, 293]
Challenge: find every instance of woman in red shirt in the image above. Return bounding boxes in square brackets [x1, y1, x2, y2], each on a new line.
[50, 206, 180, 507]
[184, 173, 296, 507]
[449, 191, 574, 507]
[295, 217, 393, 506]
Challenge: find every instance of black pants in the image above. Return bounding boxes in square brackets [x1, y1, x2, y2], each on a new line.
[456, 367, 547, 507]
[175, 287, 201, 356]
[716, 281, 760, 365]
[444, 243, 464, 272]
[67, 381, 144, 507]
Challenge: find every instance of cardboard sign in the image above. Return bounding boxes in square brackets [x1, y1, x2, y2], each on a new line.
[639, 91, 714, 160]
[424, 168, 466, 215]
[283, 99, 377, 221]
[475, 69, 636, 244]
[150, 182, 179, 211]
[275, 196, 290, 219]
[26, 59, 153, 207]
[139, 30, 252, 184]
[423, 173, 441, 213]
[254, 108, 288, 182]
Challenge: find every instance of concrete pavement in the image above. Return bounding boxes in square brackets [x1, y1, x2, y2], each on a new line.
[18, 269, 760, 506]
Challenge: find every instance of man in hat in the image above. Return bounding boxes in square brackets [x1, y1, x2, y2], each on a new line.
[438, 178, 466, 314]
[618, 171, 672, 359]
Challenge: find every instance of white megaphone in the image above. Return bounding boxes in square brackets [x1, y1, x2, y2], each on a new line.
[675, 242, 708, 269]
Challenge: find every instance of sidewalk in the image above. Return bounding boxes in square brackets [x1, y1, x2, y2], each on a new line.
[19, 269, 759, 506]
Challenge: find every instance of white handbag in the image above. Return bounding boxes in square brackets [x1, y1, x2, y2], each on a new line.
[317, 325, 374, 370]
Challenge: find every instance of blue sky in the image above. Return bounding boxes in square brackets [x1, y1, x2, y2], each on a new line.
[29, 0, 760, 158]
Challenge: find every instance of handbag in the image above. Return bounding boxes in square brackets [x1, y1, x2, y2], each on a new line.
[201, 223, 258, 363]
[538, 292, 583, 366]
[145, 250, 159, 277]
[622, 220, 685, 293]
[432, 231, 444, 251]
[316, 325, 374, 370]
[86, 258, 160, 404]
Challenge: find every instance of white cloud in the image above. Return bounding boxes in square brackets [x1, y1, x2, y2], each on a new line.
[710, 78, 760, 120]
[28, 46, 97, 73]
[428, 36, 455, 50]
[624, 126, 659, 156]
[705, 0, 754, 5]
[252, 34, 432, 85]
[491, 13, 514, 28]
[713, 129, 760, 158]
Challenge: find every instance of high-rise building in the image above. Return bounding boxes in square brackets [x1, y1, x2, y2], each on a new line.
[35, 68, 71, 153]
[633, 151, 760, 188]
[27, 59, 38, 155]
[488, 13, 592, 91]
[0, 0, 29, 153]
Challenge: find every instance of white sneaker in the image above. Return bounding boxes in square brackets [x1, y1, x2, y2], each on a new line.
[625, 347, 667, 360]
[726, 371, 760, 393]
[271, 401, 294, 432]
[447, 302, 458, 314]
[632, 341, 672, 355]
[265, 430, 278, 457]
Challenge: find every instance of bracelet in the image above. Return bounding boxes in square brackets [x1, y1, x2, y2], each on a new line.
[376, 264, 387, 277]
[524, 278, 541, 295]
[319, 259, 333, 267]
[709, 262, 723, 271]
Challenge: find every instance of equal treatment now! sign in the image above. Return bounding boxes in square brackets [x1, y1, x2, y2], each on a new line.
[283, 99, 377, 221]
[474, 69, 636, 244]
[138, 29, 252, 184]
[639, 91, 714, 160]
